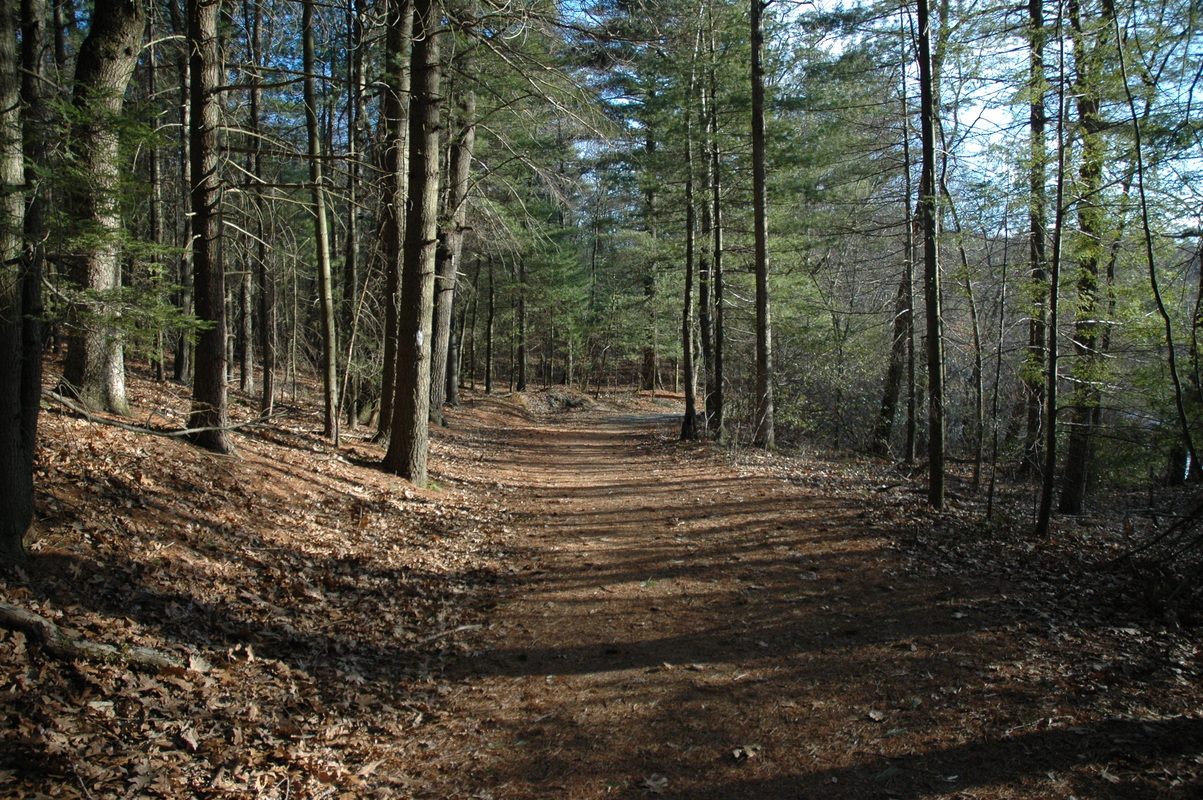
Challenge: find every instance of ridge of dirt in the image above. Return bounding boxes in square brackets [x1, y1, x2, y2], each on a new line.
[3, 366, 1202, 799]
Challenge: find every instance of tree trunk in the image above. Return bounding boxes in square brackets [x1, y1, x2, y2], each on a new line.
[681, 57, 699, 441]
[708, 65, 725, 437]
[516, 256, 528, 392]
[874, 15, 916, 461]
[918, 0, 944, 507]
[382, 0, 440, 484]
[750, 0, 774, 449]
[1058, 0, 1110, 515]
[872, 277, 910, 457]
[1022, 0, 1048, 475]
[1035, 0, 1070, 538]
[1, 0, 37, 563]
[60, 0, 143, 416]
[430, 59, 476, 425]
[248, 0, 273, 415]
[172, 4, 193, 384]
[186, 0, 231, 454]
[342, 0, 368, 428]
[485, 255, 495, 394]
[303, 0, 339, 443]
[376, 0, 412, 440]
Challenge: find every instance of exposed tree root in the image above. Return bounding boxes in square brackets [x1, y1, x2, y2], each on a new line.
[0, 600, 182, 671]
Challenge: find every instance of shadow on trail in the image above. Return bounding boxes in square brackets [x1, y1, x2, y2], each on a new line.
[438, 408, 1203, 799]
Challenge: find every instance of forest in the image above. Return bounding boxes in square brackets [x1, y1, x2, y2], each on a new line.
[2, 0, 1203, 797]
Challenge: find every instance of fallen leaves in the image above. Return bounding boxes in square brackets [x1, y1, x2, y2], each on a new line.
[2, 367, 511, 799]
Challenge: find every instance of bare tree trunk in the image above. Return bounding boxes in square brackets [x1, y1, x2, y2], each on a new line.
[247, 0, 273, 415]
[485, 255, 495, 394]
[708, 61, 724, 437]
[1, 0, 37, 563]
[172, 0, 193, 384]
[430, 49, 476, 425]
[383, 0, 440, 484]
[61, 0, 144, 416]
[186, 0, 231, 454]
[872, 277, 910, 457]
[681, 44, 700, 441]
[918, 0, 943, 507]
[1022, 0, 1049, 475]
[342, 0, 368, 428]
[303, 0, 339, 443]
[1035, 4, 1069, 538]
[516, 256, 528, 392]
[750, 0, 773, 449]
[874, 15, 915, 460]
[1058, 0, 1111, 514]
[376, 0, 412, 440]
[683, 103, 702, 440]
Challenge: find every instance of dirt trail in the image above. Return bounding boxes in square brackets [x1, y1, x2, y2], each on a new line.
[417, 402, 1115, 800]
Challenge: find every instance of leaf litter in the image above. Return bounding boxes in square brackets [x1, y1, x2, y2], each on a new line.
[3, 368, 1203, 799]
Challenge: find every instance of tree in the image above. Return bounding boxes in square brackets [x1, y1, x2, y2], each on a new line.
[383, 0, 442, 484]
[1, 0, 37, 563]
[750, 0, 774, 449]
[303, 0, 339, 443]
[917, 0, 943, 507]
[186, 0, 231, 454]
[376, 0, 413, 440]
[431, 24, 478, 425]
[60, 0, 145, 415]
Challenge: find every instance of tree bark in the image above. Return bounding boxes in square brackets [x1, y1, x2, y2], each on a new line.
[918, 0, 944, 507]
[707, 56, 724, 437]
[376, 0, 413, 440]
[681, 53, 699, 441]
[382, 0, 441, 484]
[1058, 0, 1111, 514]
[1, 0, 36, 563]
[303, 0, 339, 443]
[1022, 0, 1048, 475]
[750, 0, 773, 449]
[485, 255, 495, 394]
[516, 256, 528, 391]
[248, 0, 274, 416]
[431, 56, 476, 425]
[60, 0, 144, 416]
[186, 0, 231, 454]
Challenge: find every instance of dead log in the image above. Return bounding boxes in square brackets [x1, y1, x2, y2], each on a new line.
[0, 600, 182, 670]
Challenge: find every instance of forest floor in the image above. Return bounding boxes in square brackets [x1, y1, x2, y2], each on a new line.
[3, 363, 1203, 799]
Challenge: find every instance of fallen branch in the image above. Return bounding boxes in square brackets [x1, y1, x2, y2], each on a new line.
[43, 389, 278, 441]
[0, 600, 182, 671]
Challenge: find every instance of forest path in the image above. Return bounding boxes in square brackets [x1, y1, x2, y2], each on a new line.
[421, 400, 1057, 800]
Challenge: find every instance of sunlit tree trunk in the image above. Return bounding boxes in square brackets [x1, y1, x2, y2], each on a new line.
[303, 0, 339, 443]
[186, 0, 231, 454]
[247, 0, 273, 416]
[681, 76, 699, 441]
[1058, 0, 1112, 514]
[917, 0, 943, 507]
[376, 0, 413, 439]
[383, 0, 441, 484]
[1022, 0, 1048, 475]
[61, 0, 144, 416]
[431, 45, 476, 424]
[750, 0, 774, 448]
